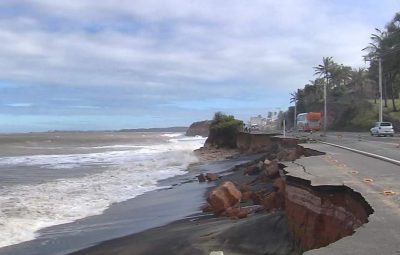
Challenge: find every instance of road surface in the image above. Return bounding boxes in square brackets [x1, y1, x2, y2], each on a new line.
[285, 132, 400, 254]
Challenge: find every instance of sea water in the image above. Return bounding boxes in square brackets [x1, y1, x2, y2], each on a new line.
[0, 131, 205, 250]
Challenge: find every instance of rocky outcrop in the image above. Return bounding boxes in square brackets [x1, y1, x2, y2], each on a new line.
[186, 120, 212, 137]
[205, 114, 243, 148]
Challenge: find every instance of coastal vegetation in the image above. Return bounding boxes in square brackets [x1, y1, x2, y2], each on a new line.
[205, 112, 243, 148]
[287, 12, 400, 131]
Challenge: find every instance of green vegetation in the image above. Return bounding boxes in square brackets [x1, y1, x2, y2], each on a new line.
[287, 12, 400, 131]
[207, 112, 243, 148]
[370, 99, 400, 120]
[333, 101, 377, 131]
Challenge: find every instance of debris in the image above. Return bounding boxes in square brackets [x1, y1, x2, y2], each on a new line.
[382, 190, 396, 196]
[363, 178, 373, 183]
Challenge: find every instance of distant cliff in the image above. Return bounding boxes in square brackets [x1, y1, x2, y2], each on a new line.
[186, 120, 212, 137]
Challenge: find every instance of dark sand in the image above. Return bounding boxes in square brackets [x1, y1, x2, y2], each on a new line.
[70, 212, 297, 255]
[69, 154, 300, 255]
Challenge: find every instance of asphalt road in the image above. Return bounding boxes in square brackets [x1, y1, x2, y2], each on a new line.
[292, 131, 400, 162]
[283, 132, 400, 255]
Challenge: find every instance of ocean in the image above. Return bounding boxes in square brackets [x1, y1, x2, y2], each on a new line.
[0, 131, 207, 254]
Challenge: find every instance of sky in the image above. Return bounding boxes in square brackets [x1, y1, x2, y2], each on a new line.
[0, 0, 399, 132]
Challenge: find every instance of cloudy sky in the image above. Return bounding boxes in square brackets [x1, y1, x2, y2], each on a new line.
[0, 0, 399, 132]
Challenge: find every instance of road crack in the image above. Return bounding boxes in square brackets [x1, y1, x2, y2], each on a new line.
[292, 161, 312, 175]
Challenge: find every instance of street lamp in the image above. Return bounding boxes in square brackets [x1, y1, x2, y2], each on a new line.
[323, 80, 327, 136]
[293, 101, 297, 131]
[378, 57, 383, 122]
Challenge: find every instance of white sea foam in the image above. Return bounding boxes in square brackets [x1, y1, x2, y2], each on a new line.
[0, 137, 202, 169]
[0, 136, 206, 247]
[161, 133, 183, 138]
[89, 145, 144, 149]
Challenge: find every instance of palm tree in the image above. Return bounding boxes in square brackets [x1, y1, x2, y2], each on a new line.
[314, 56, 334, 87]
[349, 68, 367, 96]
[314, 57, 335, 134]
[363, 28, 388, 121]
[290, 91, 299, 130]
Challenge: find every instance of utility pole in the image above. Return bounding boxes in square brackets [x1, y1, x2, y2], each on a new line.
[378, 57, 383, 122]
[323, 79, 327, 136]
[283, 119, 286, 137]
[294, 102, 297, 131]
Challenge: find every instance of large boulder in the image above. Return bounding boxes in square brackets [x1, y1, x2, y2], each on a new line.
[207, 181, 242, 214]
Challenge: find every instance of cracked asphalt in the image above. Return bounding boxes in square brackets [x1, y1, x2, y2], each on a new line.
[284, 132, 400, 255]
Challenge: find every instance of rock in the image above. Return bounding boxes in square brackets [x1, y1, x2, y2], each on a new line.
[207, 181, 242, 214]
[241, 191, 253, 202]
[250, 191, 264, 204]
[197, 173, 206, 182]
[264, 160, 280, 179]
[202, 203, 213, 213]
[224, 207, 250, 219]
[264, 159, 272, 165]
[205, 173, 220, 181]
[186, 120, 212, 137]
[244, 161, 264, 175]
[285, 148, 298, 161]
[273, 177, 286, 193]
[262, 192, 278, 210]
[268, 153, 277, 160]
[244, 165, 256, 175]
[239, 184, 251, 193]
[261, 191, 285, 211]
[276, 150, 287, 161]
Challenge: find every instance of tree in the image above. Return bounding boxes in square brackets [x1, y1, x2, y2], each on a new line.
[314, 57, 335, 87]
[348, 68, 372, 97]
[290, 91, 299, 129]
[314, 56, 335, 133]
[206, 112, 243, 148]
[363, 14, 400, 112]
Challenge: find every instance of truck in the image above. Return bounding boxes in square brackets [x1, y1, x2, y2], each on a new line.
[296, 112, 321, 132]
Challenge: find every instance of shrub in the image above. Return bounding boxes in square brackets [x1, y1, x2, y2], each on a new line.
[206, 112, 243, 148]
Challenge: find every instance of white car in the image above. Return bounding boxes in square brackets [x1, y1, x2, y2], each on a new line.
[370, 122, 394, 137]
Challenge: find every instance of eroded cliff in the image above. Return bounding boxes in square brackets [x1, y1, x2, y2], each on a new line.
[203, 135, 374, 253]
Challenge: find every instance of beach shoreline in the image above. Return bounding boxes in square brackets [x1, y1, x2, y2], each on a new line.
[67, 135, 375, 255]
[68, 151, 298, 255]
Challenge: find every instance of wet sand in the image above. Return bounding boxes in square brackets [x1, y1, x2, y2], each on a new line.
[70, 212, 297, 255]
[0, 152, 263, 255]
[69, 165, 299, 255]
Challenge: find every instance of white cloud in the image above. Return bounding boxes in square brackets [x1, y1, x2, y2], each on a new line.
[0, 0, 398, 104]
[6, 103, 33, 107]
